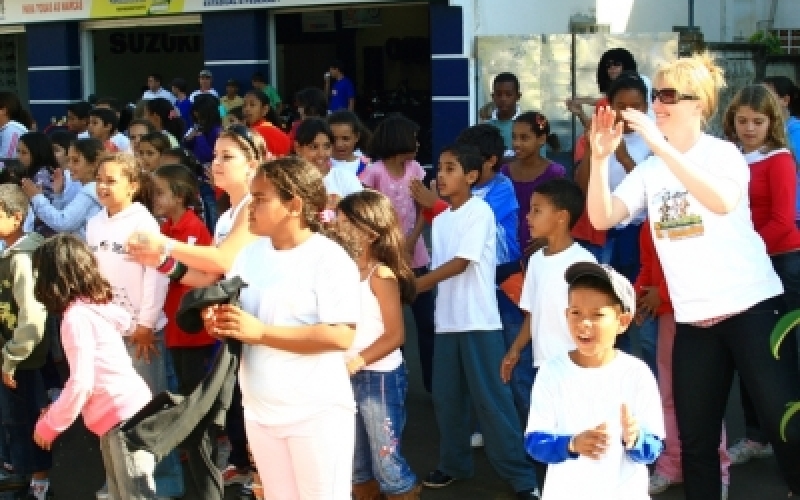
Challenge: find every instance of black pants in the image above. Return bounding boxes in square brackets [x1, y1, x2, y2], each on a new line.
[411, 267, 436, 393]
[740, 251, 800, 444]
[673, 297, 800, 498]
[225, 381, 249, 469]
[169, 345, 217, 397]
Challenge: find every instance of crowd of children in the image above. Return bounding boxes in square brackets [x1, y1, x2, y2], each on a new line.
[0, 50, 795, 500]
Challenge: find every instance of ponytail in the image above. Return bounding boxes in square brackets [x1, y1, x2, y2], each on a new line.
[515, 111, 561, 152]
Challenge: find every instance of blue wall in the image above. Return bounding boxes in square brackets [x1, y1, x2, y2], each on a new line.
[26, 22, 83, 129]
[202, 10, 270, 96]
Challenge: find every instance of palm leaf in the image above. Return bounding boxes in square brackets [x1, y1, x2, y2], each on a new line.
[780, 402, 800, 442]
[770, 309, 800, 359]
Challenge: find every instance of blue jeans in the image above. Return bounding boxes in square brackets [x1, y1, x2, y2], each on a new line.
[496, 290, 534, 424]
[432, 331, 538, 493]
[352, 364, 417, 495]
[637, 316, 658, 378]
[0, 369, 52, 475]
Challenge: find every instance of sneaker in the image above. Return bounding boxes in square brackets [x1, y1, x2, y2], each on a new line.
[649, 473, 678, 495]
[470, 432, 484, 448]
[727, 438, 774, 465]
[222, 465, 251, 486]
[422, 470, 455, 488]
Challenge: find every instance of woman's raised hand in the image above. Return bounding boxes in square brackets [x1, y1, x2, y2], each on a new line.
[620, 109, 668, 154]
[589, 106, 624, 160]
[126, 231, 167, 267]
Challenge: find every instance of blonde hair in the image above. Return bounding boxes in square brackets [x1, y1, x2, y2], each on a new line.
[654, 52, 726, 123]
[98, 152, 154, 210]
[722, 84, 788, 152]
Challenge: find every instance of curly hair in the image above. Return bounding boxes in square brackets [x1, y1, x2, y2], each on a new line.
[33, 234, 112, 313]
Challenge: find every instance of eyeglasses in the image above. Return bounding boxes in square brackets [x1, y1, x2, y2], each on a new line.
[651, 88, 700, 105]
[228, 124, 258, 155]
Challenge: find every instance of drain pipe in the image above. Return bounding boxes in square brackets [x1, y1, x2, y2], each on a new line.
[688, 0, 694, 28]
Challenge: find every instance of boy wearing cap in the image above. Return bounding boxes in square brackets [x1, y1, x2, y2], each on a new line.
[190, 69, 219, 102]
[220, 80, 243, 128]
[524, 262, 664, 499]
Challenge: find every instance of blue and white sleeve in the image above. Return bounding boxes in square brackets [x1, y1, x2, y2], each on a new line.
[30, 192, 95, 233]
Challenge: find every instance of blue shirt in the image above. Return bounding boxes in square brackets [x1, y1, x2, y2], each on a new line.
[329, 76, 355, 112]
[472, 173, 521, 264]
[175, 97, 193, 132]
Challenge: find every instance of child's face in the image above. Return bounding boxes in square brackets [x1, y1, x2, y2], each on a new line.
[96, 161, 137, 215]
[511, 121, 546, 160]
[226, 84, 238, 97]
[492, 81, 520, 116]
[88, 116, 111, 140]
[211, 137, 255, 191]
[295, 133, 332, 174]
[151, 175, 181, 220]
[248, 174, 290, 238]
[16, 142, 31, 168]
[66, 111, 87, 133]
[436, 150, 478, 198]
[67, 145, 94, 184]
[242, 94, 266, 125]
[0, 207, 21, 239]
[128, 124, 149, 155]
[527, 192, 564, 240]
[734, 105, 770, 154]
[611, 88, 648, 134]
[53, 144, 67, 169]
[138, 141, 161, 172]
[330, 123, 359, 161]
[566, 287, 631, 366]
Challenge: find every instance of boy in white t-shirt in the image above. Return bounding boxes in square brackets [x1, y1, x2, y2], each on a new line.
[417, 143, 540, 499]
[502, 178, 596, 380]
[525, 262, 664, 499]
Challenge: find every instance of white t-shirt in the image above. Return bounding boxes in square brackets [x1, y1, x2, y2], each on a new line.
[189, 89, 219, 102]
[609, 133, 651, 227]
[519, 244, 597, 366]
[324, 168, 363, 200]
[230, 234, 359, 426]
[526, 352, 664, 500]
[431, 196, 502, 333]
[613, 133, 783, 323]
[345, 264, 403, 372]
[214, 194, 250, 247]
[142, 87, 176, 104]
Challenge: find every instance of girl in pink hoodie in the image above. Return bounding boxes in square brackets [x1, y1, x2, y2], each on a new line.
[31, 234, 155, 499]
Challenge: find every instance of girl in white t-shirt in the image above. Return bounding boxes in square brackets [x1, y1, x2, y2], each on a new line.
[294, 117, 363, 210]
[328, 110, 371, 178]
[203, 157, 360, 500]
[586, 52, 800, 499]
[337, 190, 420, 499]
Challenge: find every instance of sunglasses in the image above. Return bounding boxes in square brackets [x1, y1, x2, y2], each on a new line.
[228, 124, 258, 154]
[651, 88, 699, 105]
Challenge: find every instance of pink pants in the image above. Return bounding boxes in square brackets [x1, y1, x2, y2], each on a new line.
[246, 408, 355, 500]
[654, 312, 731, 484]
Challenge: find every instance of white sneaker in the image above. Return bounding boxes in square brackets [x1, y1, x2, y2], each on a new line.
[727, 438, 774, 465]
[470, 432, 484, 448]
[648, 473, 678, 495]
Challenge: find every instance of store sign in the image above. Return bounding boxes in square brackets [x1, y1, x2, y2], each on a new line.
[301, 11, 335, 33]
[1, 0, 407, 23]
[341, 8, 381, 28]
[109, 31, 201, 53]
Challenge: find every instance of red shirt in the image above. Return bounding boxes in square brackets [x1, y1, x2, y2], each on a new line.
[633, 219, 672, 316]
[251, 119, 291, 157]
[747, 148, 800, 255]
[160, 210, 215, 348]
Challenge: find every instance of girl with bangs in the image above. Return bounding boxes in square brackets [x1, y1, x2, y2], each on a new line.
[586, 53, 800, 499]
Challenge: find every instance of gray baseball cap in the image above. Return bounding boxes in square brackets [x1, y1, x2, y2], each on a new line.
[564, 262, 636, 316]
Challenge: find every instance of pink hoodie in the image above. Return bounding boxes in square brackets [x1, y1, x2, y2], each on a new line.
[35, 300, 152, 442]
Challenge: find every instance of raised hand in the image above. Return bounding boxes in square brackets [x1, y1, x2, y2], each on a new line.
[621, 403, 640, 449]
[588, 106, 624, 160]
[620, 109, 668, 154]
[52, 168, 65, 194]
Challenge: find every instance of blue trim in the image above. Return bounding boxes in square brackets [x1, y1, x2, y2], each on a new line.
[626, 431, 664, 464]
[29, 71, 82, 102]
[202, 10, 270, 91]
[430, 4, 462, 55]
[524, 432, 578, 464]
[432, 100, 469, 162]
[432, 58, 469, 97]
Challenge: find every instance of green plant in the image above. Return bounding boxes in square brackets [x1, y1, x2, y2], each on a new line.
[749, 30, 786, 55]
[769, 309, 800, 441]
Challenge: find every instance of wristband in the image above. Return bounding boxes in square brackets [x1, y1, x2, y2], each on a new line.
[168, 261, 188, 282]
[568, 436, 576, 454]
[157, 256, 175, 274]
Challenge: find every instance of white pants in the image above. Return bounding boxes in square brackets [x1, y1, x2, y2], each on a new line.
[246, 407, 355, 500]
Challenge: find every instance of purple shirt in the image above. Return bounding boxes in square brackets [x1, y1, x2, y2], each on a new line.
[500, 162, 566, 247]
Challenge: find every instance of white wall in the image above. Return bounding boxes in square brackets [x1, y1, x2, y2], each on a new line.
[471, 0, 800, 42]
